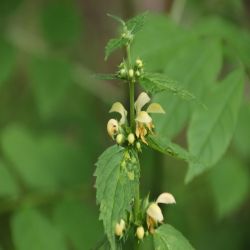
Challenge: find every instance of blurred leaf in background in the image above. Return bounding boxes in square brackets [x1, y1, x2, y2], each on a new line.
[0, 38, 16, 88]
[0, 162, 19, 198]
[41, 0, 82, 47]
[209, 156, 249, 218]
[11, 209, 67, 250]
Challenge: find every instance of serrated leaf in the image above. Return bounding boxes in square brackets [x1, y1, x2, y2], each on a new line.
[105, 37, 127, 61]
[142, 73, 196, 101]
[126, 12, 148, 35]
[94, 73, 118, 80]
[186, 69, 244, 182]
[153, 224, 195, 250]
[209, 156, 249, 218]
[11, 209, 67, 250]
[94, 145, 139, 250]
[147, 135, 199, 165]
[105, 12, 147, 60]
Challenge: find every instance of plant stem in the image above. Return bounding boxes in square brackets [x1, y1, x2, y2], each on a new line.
[126, 43, 139, 223]
[126, 44, 135, 131]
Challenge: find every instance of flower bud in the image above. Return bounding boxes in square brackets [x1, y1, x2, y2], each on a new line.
[116, 134, 124, 145]
[120, 219, 125, 229]
[121, 161, 126, 168]
[115, 223, 123, 237]
[128, 69, 134, 78]
[107, 119, 119, 138]
[136, 226, 145, 240]
[136, 59, 143, 68]
[115, 219, 126, 237]
[127, 133, 135, 145]
[136, 141, 141, 151]
[119, 68, 127, 78]
[135, 70, 140, 77]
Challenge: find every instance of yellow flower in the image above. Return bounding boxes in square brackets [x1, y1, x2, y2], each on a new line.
[107, 102, 127, 139]
[135, 92, 165, 144]
[107, 119, 119, 138]
[146, 192, 176, 234]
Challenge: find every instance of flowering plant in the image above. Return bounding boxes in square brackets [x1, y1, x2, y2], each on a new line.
[93, 12, 198, 249]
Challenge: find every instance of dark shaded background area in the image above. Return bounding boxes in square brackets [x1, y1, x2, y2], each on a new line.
[0, 0, 250, 249]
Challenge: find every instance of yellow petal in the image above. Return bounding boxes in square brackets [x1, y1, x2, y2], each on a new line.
[135, 111, 152, 124]
[156, 192, 176, 204]
[135, 92, 150, 113]
[147, 103, 165, 114]
[109, 102, 127, 125]
[146, 203, 163, 223]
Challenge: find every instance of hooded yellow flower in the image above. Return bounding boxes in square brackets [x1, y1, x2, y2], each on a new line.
[146, 192, 176, 234]
[107, 102, 127, 138]
[135, 92, 165, 144]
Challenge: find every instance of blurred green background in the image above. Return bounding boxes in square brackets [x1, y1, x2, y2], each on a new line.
[0, 0, 250, 249]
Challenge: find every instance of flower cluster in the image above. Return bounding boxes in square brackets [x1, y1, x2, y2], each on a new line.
[114, 192, 176, 240]
[107, 92, 165, 148]
[117, 58, 144, 82]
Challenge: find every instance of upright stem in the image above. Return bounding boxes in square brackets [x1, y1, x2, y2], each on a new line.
[126, 44, 139, 222]
[126, 44, 135, 130]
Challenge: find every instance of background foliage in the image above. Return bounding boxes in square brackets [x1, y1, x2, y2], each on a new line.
[0, 0, 249, 249]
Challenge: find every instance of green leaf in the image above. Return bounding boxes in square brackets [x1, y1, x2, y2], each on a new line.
[209, 156, 249, 218]
[147, 135, 199, 164]
[141, 73, 196, 101]
[126, 12, 148, 35]
[104, 12, 147, 60]
[53, 200, 102, 250]
[0, 38, 16, 87]
[94, 145, 139, 250]
[105, 37, 127, 61]
[132, 14, 199, 72]
[153, 224, 195, 250]
[41, 1, 82, 46]
[194, 16, 250, 68]
[29, 55, 72, 118]
[0, 161, 19, 197]
[11, 209, 66, 250]
[186, 69, 245, 182]
[154, 40, 222, 139]
[107, 13, 125, 26]
[1, 125, 87, 191]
